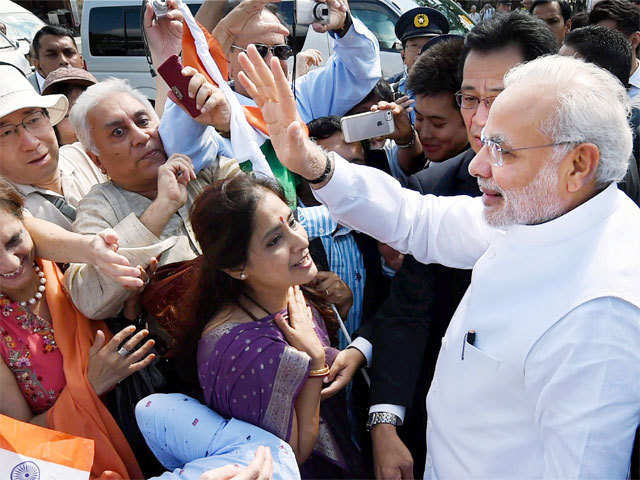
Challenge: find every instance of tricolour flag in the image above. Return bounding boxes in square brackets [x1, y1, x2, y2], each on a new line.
[0, 414, 94, 479]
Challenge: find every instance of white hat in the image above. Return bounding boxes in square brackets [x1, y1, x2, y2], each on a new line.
[0, 65, 68, 126]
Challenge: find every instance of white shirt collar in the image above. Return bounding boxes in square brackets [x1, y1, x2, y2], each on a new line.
[35, 70, 46, 90]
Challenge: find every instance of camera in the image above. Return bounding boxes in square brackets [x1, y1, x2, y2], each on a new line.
[151, 0, 169, 18]
[295, 0, 330, 25]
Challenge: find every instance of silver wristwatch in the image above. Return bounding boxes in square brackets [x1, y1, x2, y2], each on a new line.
[366, 412, 402, 432]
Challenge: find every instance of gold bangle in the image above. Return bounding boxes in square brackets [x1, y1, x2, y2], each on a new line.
[309, 364, 330, 377]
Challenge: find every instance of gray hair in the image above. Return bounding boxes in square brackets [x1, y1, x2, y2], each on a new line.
[69, 78, 157, 155]
[503, 54, 632, 186]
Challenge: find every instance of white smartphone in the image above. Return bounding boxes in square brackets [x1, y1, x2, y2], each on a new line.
[340, 110, 395, 143]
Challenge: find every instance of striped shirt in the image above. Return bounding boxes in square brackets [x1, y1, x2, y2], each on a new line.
[298, 205, 366, 349]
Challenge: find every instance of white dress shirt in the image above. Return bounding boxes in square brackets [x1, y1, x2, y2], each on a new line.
[314, 153, 640, 478]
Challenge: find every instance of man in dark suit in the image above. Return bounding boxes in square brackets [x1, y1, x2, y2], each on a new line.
[366, 13, 560, 479]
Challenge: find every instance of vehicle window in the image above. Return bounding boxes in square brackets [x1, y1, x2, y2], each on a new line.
[0, 13, 44, 42]
[0, 32, 14, 49]
[350, 1, 400, 51]
[416, 0, 474, 35]
[89, 4, 201, 57]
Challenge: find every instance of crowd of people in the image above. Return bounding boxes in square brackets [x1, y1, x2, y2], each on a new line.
[2, 0, 640, 478]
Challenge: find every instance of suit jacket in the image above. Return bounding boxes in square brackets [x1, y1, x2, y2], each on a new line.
[368, 148, 479, 477]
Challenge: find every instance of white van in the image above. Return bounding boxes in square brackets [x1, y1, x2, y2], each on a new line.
[81, 0, 472, 100]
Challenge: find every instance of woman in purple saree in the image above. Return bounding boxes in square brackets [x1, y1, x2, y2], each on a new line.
[187, 173, 368, 479]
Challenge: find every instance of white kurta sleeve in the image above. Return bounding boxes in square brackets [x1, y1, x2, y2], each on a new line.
[524, 297, 640, 479]
[312, 153, 492, 269]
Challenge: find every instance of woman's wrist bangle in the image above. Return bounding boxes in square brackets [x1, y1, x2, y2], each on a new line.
[305, 153, 333, 184]
[309, 364, 330, 377]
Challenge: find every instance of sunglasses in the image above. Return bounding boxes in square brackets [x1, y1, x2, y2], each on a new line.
[232, 44, 293, 61]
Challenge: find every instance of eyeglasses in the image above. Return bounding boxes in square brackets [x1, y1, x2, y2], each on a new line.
[0, 110, 50, 146]
[455, 91, 501, 110]
[480, 129, 576, 167]
[232, 43, 293, 61]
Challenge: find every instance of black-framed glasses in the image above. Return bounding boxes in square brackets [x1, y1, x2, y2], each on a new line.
[232, 43, 293, 61]
[455, 90, 501, 110]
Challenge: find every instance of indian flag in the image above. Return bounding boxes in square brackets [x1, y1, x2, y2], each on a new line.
[178, 1, 301, 207]
[0, 414, 94, 479]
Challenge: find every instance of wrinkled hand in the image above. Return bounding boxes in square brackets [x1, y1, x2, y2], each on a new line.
[372, 424, 414, 479]
[294, 49, 323, 78]
[89, 229, 144, 288]
[87, 326, 155, 395]
[238, 47, 327, 181]
[370, 98, 414, 144]
[378, 243, 405, 272]
[307, 270, 352, 319]
[214, 0, 289, 56]
[274, 286, 326, 367]
[199, 446, 274, 480]
[312, 0, 349, 33]
[321, 347, 364, 399]
[156, 154, 196, 212]
[143, 0, 184, 66]
[176, 66, 232, 132]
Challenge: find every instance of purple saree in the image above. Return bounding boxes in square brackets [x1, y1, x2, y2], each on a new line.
[197, 307, 365, 478]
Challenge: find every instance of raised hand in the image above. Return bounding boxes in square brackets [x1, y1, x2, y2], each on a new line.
[87, 326, 156, 395]
[143, 0, 184, 66]
[312, 0, 349, 33]
[274, 286, 326, 368]
[294, 49, 323, 78]
[370, 98, 415, 145]
[237, 47, 329, 182]
[156, 154, 197, 213]
[178, 66, 232, 132]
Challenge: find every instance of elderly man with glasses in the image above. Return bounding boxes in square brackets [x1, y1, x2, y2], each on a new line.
[238, 24, 640, 478]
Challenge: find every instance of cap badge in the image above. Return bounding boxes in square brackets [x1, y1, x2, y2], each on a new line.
[414, 13, 429, 27]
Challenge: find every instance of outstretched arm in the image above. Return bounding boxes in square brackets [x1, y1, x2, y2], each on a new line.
[237, 48, 492, 267]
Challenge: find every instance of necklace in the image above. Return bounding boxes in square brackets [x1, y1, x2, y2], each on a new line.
[18, 264, 46, 308]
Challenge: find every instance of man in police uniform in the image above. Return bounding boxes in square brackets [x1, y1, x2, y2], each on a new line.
[389, 8, 449, 95]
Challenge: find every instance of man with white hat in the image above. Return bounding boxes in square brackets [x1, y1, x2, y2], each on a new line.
[0, 65, 105, 229]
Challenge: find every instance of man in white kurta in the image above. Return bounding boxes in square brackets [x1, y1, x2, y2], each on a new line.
[238, 50, 640, 477]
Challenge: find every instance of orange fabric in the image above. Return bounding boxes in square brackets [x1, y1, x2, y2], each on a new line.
[182, 20, 271, 136]
[41, 260, 143, 480]
[0, 414, 94, 471]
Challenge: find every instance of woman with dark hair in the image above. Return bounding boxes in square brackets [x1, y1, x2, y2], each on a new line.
[186, 173, 366, 478]
[0, 177, 155, 479]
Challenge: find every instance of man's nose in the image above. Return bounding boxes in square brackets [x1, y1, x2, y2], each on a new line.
[468, 145, 492, 179]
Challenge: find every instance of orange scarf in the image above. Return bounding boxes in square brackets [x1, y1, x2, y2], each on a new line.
[182, 20, 269, 136]
[42, 259, 142, 480]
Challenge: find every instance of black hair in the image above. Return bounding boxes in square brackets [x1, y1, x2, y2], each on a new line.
[565, 25, 632, 85]
[461, 10, 559, 68]
[570, 11, 590, 29]
[530, 0, 572, 21]
[589, 0, 640, 37]
[32, 25, 77, 58]
[407, 36, 464, 106]
[307, 116, 342, 140]
[361, 78, 395, 105]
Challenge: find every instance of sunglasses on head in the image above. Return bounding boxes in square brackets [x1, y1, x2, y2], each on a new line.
[232, 44, 293, 61]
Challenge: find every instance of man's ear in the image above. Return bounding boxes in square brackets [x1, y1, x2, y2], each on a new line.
[564, 19, 572, 34]
[630, 31, 640, 51]
[87, 150, 106, 174]
[564, 142, 599, 194]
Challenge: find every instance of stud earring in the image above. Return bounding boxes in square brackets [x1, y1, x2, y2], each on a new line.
[240, 272, 247, 280]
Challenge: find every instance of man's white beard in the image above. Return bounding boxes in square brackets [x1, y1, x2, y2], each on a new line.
[479, 160, 567, 227]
